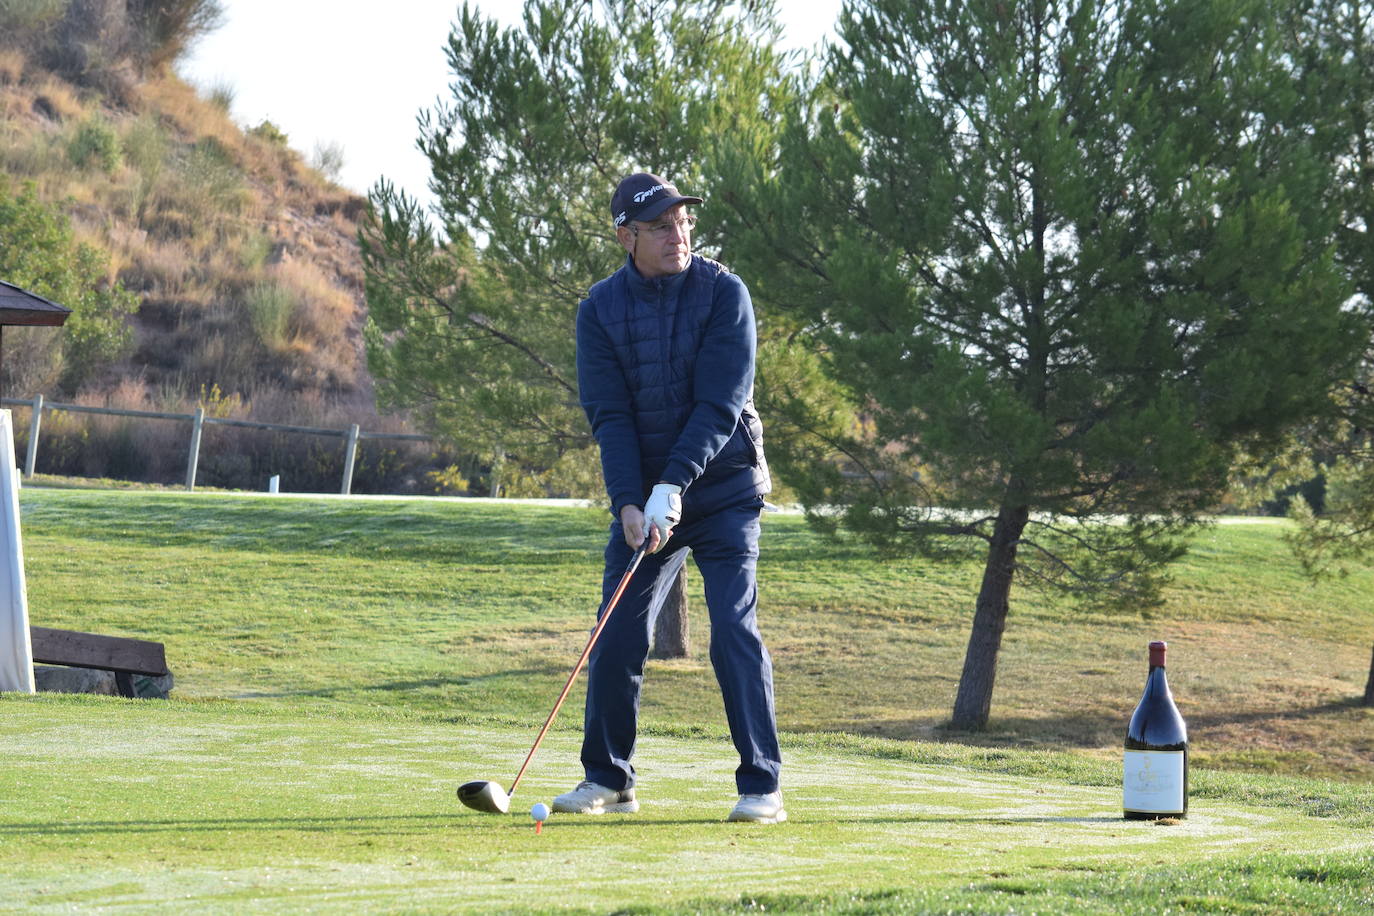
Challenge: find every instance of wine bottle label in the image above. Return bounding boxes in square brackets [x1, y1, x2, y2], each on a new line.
[1123, 750, 1185, 813]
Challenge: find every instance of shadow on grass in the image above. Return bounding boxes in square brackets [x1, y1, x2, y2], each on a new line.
[852, 713, 1125, 751]
[1185, 696, 1371, 727]
[20, 491, 608, 563]
[870, 697, 1367, 753]
[232, 669, 556, 699]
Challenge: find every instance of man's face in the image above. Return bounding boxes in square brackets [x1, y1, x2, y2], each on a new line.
[618, 204, 693, 278]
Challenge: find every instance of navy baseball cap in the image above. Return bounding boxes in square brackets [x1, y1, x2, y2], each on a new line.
[610, 173, 702, 228]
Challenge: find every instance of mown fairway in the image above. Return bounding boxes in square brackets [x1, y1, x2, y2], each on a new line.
[2, 488, 1372, 913]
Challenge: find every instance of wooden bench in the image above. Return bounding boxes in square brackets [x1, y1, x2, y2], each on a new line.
[30, 626, 170, 698]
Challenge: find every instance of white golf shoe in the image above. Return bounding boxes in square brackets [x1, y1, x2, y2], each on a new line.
[728, 791, 787, 824]
[551, 780, 639, 814]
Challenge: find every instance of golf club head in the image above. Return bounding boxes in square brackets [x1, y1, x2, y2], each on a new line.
[457, 780, 511, 814]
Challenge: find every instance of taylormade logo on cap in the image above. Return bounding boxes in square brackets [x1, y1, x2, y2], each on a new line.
[610, 172, 703, 228]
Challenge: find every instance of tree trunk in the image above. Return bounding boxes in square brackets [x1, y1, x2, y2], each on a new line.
[1364, 643, 1373, 707]
[951, 505, 1030, 731]
[487, 452, 503, 498]
[650, 565, 690, 659]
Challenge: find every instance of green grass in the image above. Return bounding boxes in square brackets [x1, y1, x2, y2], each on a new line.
[3, 698, 1371, 914]
[16, 488, 1372, 777]
[2, 487, 1373, 912]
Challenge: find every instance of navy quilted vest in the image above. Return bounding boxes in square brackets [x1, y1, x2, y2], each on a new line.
[582, 254, 769, 514]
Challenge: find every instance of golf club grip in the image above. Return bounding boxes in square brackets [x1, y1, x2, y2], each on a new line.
[507, 541, 649, 798]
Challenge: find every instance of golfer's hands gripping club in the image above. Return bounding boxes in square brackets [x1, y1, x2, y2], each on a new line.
[620, 505, 653, 552]
[642, 483, 681, 552]
[620, 484, 682, 553]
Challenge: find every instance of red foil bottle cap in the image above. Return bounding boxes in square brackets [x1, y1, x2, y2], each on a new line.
[1149, 641, 1167, 667]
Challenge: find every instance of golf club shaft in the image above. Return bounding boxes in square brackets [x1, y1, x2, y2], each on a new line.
[506, 541, 649, 798]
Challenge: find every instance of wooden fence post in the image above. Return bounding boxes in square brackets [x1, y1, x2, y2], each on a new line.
[185, 407, 204, 491]
[341, 424, 360, 495]
[0, 397, 429, 491]
[23, 393, 41, 478]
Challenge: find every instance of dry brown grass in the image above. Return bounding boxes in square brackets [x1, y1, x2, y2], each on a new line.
[0, 86, 25, 120]
[4, 63, 377, 463]
[183, 328, 261, 392]
[138, 75, 240, 152]
[276, 258, 355, 339]
[2, 325, 63, 394]
[115, 234, 199, 301]
[38, 380, 186, 482]
[30, 374, 434, 493]
[31, 77, 83, 121]
[62, 173, 124, 226]
[0, 129, 62, 177]
[0, 48, 26, 86]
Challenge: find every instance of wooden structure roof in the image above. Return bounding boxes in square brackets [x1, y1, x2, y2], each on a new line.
[0, 280, 73, 327]
[0, 280, 72, 402]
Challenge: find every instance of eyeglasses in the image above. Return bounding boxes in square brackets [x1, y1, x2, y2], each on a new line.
[632, 214, 697, 238]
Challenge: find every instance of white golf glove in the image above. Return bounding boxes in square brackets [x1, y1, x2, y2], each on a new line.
[643, 483, 682, 546]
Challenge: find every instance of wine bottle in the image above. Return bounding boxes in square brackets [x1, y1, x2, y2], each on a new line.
[1123, 640, 1188, 819]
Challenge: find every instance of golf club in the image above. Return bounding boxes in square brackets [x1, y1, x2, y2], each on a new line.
[457, 540, 649, 814]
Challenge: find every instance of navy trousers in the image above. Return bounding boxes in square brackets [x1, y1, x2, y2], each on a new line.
[580, 501, 782, 795]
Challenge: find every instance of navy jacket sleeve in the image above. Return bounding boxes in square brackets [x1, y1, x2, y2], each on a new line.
[659, 272, 756, 491]
[576, 295, 644, 516]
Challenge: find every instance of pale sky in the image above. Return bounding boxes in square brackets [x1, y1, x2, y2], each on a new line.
[179, 1, 842, 211]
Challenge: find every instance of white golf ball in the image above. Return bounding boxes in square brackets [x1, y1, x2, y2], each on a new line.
[530, 802, 550, 821]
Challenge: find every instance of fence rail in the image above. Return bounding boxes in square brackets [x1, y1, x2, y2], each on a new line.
[1, 395, 430, 495]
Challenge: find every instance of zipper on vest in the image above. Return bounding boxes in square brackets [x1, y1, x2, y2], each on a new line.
[656, 279, 671, 374]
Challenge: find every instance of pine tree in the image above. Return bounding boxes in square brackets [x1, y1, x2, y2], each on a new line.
[1269, 0, 1374, 706]
[723, 0, 1362, 728]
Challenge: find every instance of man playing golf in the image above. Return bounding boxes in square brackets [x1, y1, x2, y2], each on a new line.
[555, 172, 784, 824]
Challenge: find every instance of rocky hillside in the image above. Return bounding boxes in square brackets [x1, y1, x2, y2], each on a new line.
[0, 46, 377, 410]
[0, 39, 455, 492]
